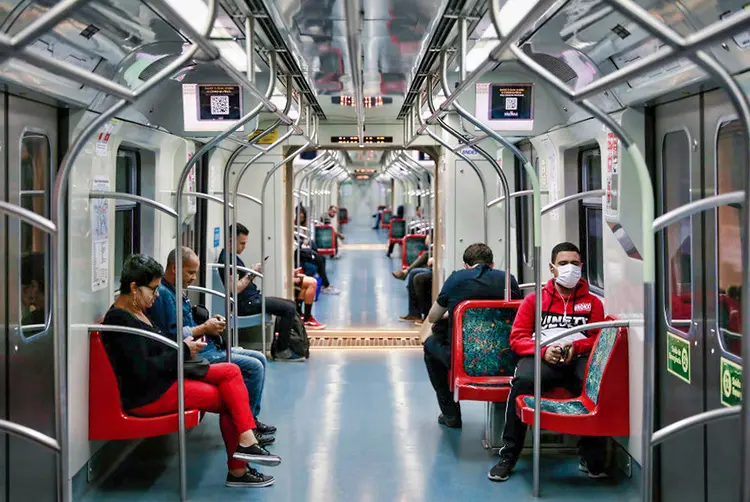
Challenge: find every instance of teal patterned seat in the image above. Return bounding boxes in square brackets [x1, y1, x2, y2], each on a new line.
[404, 236, 427, 265]
[383, 211, 393, 224]
[461, 308, 518, 377]
[315, 226, 334, 249]
[522, 396, 589, 415]
[584, 327, 618, 404]
[390, 219, 406, 239]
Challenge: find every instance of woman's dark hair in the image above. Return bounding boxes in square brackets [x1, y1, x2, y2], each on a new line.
[119, 254, 164, 293]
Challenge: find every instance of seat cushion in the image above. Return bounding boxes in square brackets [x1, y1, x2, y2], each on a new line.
[462, 308, 517, 377]
[584, 327, 618, 405]
[522, 396, 590, 415]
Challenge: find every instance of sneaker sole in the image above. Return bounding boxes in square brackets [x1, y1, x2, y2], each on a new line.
[225, 478, 275, 488]
[579, 463, 608, 478]
[257, 438, 275, 447]
[276, 357, 305, 362]
[487, 472, 510, 482]
[304, 325, 326, 330]
[231, 453, 281, 466]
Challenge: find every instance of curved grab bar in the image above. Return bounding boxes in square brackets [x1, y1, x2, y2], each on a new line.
[651, 406, 740, 446]
[653, 191, 743, 232]
[542, 190, 605, 215]
[0, 419, 60, 453]
[540, 319, 638, 348]
[187, 285, 233, 303]
[207, 262, 263, 279]
[487, 190, 549, 208]
[0, 199, 57, 233]
[90, 192, 177, 218]
[81, 324, 180, 350]
[518, 283, 537, 290]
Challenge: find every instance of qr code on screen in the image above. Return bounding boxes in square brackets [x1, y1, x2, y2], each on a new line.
[505, 97, 518, 110]
[210, 95, 230, 115]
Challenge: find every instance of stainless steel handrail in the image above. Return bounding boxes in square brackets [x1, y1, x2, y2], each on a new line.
[487, 190, 549, 209]
[653, 191, 744, 232]
[539, 319, 637, 348]
[651, 406, 740, 447]
[208, 262, 263, 280]
[0, 419, 60, 453]
[542, 190, 605, 215]
[83, 324, 180, 349]
[89, 192, 177, 218]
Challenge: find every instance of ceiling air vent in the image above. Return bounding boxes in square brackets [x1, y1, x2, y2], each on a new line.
[522, 45, 577, 83]
[79, 24, 100, 40]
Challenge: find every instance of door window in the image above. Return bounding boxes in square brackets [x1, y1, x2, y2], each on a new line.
[715, 120, 746, 356]
[115, 149, 141, 285]
[662, 130, 692, 334]
[579, 148, 603, 293]
[19, 133, 51, 336]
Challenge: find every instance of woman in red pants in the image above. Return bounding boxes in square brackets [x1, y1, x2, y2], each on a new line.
[101, 254, 281, 488]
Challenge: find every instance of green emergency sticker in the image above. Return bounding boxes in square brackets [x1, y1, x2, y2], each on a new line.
[667, 332, 691, 384]
[720, 357, 742, 407]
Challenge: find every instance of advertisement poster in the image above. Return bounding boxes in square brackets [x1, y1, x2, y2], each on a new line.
[91, 176, 110, 292]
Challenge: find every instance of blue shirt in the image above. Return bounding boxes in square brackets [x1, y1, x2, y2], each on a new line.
[218, 249, 262, 304]
[434, 265, 522, 342]
[147, 279, 197, 341]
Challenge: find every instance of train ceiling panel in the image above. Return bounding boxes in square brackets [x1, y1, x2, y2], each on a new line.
[522, 0, 750, 106]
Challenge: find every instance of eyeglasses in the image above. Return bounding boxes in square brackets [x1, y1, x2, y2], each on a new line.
[139, 284, 159, 293]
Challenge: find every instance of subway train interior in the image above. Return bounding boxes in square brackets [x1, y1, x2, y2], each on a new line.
[1, 0, 750, 500]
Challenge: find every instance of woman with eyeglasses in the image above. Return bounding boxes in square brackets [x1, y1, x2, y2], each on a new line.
[101, 254, 281, 488]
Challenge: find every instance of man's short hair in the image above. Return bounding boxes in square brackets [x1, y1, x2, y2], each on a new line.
[463, 243, 493, 267]
[166, 246, 197, 268]
[228, 223, 249, 237]
[551, 242, 581, 264]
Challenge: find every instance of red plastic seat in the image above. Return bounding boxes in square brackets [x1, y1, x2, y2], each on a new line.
[380, 208, 392, 229]
[89, 331, 201, 441]
[450, 300, 523, 402]
[401, 234, 428, 268]
[515, 319, 630, 437]
[314, 224, 337, 256]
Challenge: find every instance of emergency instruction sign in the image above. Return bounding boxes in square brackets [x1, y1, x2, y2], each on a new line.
[720, 357, 742, 407]
[667, 332, 691, 384]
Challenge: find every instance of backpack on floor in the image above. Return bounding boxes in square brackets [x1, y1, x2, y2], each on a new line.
[271, 311, 310, 359]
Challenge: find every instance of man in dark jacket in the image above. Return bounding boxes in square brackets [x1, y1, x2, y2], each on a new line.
[423, 243, 521, 428]
[488, 242, 607, 482]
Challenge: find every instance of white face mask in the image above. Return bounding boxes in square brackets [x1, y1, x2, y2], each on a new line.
[553, 263, 581, 289]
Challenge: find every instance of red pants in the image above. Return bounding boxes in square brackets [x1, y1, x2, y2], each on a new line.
[130, 363, 256, 470]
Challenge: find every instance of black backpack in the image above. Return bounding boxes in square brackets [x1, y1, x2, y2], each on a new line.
[271, 311, 310, 359]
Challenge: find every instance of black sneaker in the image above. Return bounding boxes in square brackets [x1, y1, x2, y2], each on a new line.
[579, 460, 608, 479]
[488, 457, 515, 482]
[225, 467, 275, 488]
[233, 444, 281, 466]
[255, 421, 277, 435]
[437, 414, 462, 428]
[254, 430, 275, 447]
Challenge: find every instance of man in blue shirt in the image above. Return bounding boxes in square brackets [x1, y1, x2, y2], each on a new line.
[148, 246, 277, 441]
[219, 223, 302, 362]
[423, 243, 521, 428]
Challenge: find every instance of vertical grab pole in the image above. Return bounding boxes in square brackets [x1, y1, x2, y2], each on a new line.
[438, 45, 541, 493]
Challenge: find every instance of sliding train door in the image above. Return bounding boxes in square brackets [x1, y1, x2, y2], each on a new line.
[6, 95, 58, 500]
[654, 89, 743, 502]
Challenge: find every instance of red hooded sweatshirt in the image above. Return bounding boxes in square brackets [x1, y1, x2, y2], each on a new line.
[509, 278, 605, 358]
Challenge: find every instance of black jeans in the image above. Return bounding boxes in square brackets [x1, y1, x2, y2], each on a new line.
[413, 270, 432, 317]
[423, 334, 460, 418]
[500, 356, 607, 469]
[240, 297, 297, 351]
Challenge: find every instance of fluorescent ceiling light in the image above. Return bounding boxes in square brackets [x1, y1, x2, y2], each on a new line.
[164, 0, 261, 73]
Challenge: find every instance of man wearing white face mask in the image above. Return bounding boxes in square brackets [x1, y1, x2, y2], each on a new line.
[489, 242, 607, 482]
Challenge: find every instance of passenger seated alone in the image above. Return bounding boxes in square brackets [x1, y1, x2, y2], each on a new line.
[423, 243, 521, 428]
[101, 254, 280, 488]
[489, 242, 607, 482]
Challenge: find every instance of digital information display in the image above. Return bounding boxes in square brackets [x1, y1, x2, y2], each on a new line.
[474, 82, 534, 132]
[330, 136, 393, 144]
[182, 83, 245, 132]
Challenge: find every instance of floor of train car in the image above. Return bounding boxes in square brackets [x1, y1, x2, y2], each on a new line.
[312, 215, 417, 331]
[79, 211, 638, 501]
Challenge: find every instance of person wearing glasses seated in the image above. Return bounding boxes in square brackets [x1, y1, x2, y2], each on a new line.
[488, 242, 607, 482]
[147, 246, 277, 445]
[101, 254, 281, 488]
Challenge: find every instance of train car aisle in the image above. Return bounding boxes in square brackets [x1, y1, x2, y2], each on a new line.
[312, 210, 416, 331]
[78, 350, 638, 502]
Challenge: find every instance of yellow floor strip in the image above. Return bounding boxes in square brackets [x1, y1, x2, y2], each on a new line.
[339, 243, 387, 251]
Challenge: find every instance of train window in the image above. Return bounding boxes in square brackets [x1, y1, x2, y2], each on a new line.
[114, 148, 141, 285]
[515, 153, 535, 269]
[662, 130, 692, 334]
[20, 133, 51, 336]
[579, 148, 603, 293]
[716, 120, 746, 356]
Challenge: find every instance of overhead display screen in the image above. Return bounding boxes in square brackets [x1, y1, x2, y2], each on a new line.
[474, 82, 534, 132]
[182, 83, 245, 132]
[489, 84, 533, 120]
[330, 136, 393, 144]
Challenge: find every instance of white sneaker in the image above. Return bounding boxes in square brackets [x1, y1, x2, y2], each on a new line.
[322, 286, 340, 295]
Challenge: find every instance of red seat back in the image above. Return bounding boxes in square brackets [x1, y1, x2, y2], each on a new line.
[314, 224, 337, 256]
[89, 331, 200, 441]
[451, 300, 522, 402]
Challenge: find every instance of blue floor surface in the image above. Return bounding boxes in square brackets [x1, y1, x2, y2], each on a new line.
[80, 350, 638, 502]
[313, 217, 417, 331]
